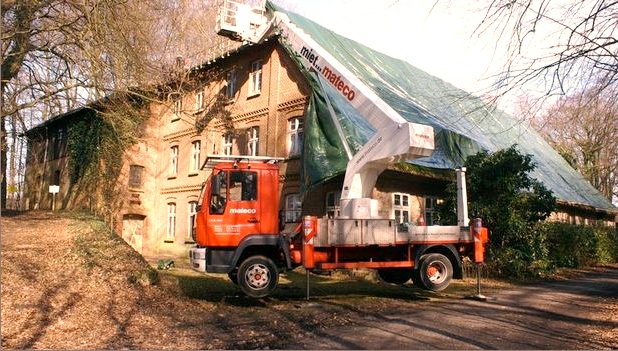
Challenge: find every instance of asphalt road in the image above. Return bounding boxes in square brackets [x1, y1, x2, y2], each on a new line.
[285, 266, 618, 349]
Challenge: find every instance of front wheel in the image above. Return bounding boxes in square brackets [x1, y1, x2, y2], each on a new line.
[415, 253, 453, 291]
[237, 255, 279, 298]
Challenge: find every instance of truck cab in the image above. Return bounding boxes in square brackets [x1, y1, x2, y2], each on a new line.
[190, 155, 293, 298]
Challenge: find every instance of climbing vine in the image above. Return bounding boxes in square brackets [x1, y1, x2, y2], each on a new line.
[67, 97, 147, 207]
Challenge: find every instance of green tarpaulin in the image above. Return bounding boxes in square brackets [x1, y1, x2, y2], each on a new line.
[268, 2, 616, 212]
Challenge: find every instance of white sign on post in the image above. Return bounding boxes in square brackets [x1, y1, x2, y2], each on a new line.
[49, 185, 59, 211]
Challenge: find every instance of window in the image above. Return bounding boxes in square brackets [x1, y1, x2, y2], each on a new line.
[249, 60, 263, 96]
[229, 171, 257, 202]
[128, 165, 144, 188]
[172, 98, 182, 120]
[196, 90, 204, 111]
[285, 193, 301, 222]
[167, 202, 176, 240]
[326, 191, 341, 218]
[210, 171, 227, 214]
[424, 197, 442, 225]
[188, 201, 198, 241]
[170, 146, 178, 177]
[393, 193, 410, 224]
[288, 117, 303, 156]
[222, 133, 233, 155]
[190, 141, 201, 173]
[53, 170, 61, 186]
[225, 70, 237, 100]
[53, 128, 66, 159]
[247, 126, 259, 156]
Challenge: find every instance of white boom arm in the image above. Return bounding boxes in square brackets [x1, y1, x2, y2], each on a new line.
[216, 0, 435, 218]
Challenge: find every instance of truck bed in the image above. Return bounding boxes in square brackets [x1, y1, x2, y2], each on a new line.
[315, 218, 473, 246]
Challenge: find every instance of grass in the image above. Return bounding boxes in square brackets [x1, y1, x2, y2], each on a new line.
[63, 210, 520, 302]
[158, 265, 511, 304]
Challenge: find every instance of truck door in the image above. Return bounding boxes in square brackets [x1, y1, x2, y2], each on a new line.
[208, 169, 261, 246]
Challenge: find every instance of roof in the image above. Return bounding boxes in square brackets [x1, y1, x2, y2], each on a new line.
[269, 3, 616, 213]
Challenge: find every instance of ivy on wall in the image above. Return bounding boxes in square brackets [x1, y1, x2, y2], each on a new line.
[66, 100, 147, 207]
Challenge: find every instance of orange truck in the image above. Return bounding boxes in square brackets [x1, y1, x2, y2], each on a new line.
[188, 0, 489, 298]
[190, 155, 488, 298]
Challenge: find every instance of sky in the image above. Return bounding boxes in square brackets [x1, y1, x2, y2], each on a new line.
[270, 0, 507, 98]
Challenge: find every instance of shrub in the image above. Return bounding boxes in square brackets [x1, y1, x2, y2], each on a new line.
[439, 145, 557, 278]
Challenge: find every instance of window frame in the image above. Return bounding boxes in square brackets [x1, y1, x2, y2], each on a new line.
[247, 126, 259, 156]
[288, 117, 303, 157]
[285, 193, 302, 223]
[128, 164, 145, 189]
[170, 145, 179, 177]
[190, 140, 201, 174]
[325, 190, 341, 218]
[166, 202, 176, 240]
[222, 133, 233, 155]
[392, 192, 410, 224]
[195, 90, 204, 111]
[172, 98, 182, 121]
[248, 60, 263, 96]
[424, 196, 442, 226]
[225, 69, 237, 100]
[187, 201, 198, 241]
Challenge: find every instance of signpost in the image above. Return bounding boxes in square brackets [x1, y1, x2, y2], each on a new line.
[49, 185, 59, 211]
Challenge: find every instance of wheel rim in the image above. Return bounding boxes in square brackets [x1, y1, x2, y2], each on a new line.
[244, 263, 270, 290]
[426, 260, 447, 284]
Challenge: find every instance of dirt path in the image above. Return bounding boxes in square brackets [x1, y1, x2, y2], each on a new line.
[2, 211, 617, 349]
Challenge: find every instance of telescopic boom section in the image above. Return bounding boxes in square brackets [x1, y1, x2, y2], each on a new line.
[216, 0, 435, 218]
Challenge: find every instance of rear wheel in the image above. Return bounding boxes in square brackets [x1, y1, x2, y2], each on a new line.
[377, 269, 412, 284]
[237, 255, 279, 298]
[415, 253, 453, 291]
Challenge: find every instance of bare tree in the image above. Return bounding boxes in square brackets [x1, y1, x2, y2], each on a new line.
[1, 0, 237, 209]
[474, 0, 618, 100]
[532, 85, 618, 203]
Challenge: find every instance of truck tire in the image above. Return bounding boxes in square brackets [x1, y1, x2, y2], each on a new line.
[237, 255, 279, 298]
[415, 253, 453, 291]
[377, 269, 412, 284]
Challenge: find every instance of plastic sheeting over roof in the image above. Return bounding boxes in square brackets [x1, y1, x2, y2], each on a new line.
[269, 3, 616, 212]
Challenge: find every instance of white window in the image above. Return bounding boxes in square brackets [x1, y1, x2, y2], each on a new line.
[288, 117, 303, 156]
[170, 146, 178, 176]
[247, 126, 259, 156]
[191, 140, 201, 173]
[393, 193, 410, 224]
[167, 202, 176, 240]
[173, 98, 182, 120]
[285, 193, 302, 222]
[249, 60, 262, 96]
[222, 133, 233, 155]
[424, 197, 442, 225]
[196, 90, 204, 111]
[326, 191, 341, 218]
[188, 201, 198, 241]
[225, 70, 237, 99]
